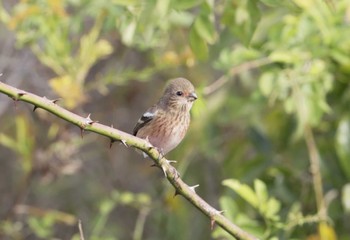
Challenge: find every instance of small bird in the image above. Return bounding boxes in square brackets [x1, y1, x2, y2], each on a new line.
[133, 78, 197, 156]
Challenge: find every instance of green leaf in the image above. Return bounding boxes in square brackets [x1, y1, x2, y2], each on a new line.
[119, 192, 135, 204]
[222, 0, 261, 46]
[28, 216, 54, 238]
[335, 117, 350, 179]
[219, 195, 239, 221]
[168, 11, 194, 26]
[259, 0, 281, 7]
[254, 179, 268, 204]
[121, 19, 137, 45]
[342, 183, 350, 213]
[259, 72, 275, 96]
[269, 51, 295, 64]
[111, 0, 138, 6]
[259, 0, 298, 9]
[172, 0, 204, 10]
[193, 15, 216, 44]
[99, 199, 116, 214]
[189, 26, 208, 60]
[223, 179, 258, 208]
[156, 0, 171, 19]
[265, 197, 281, 220]
[269, 50, 309, 64]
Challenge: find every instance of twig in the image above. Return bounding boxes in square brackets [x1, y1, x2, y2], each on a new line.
[133, 207, 150, 240]
[78, 219, 85, 240]
[304, 126, 327, 222]
[288, 71, 328, 230]
[203, 58, 272, 95]
[0, 82, 259, 240]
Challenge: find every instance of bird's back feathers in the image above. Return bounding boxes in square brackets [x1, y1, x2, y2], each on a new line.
[132, 106, 157, 136]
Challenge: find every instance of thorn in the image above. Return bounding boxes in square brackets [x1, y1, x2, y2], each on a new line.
[11, 92, 26, 108]
[173, 189, 180, 197]
[109, 139, 115, 148]
[85, 113, 99, 125]
[161, 164, 167, 178]
[17, 91, 26, 97]
[33, 105, 38, 112]
[43, 96, 61, 104]
[217, 210, 225, 215]
[189, 184, 199, 193]
[210, 218, 216, 230]
[80, 127, 84, 139]
[166, 160, 177, 164]
[120, 139, 128, 147]
[85, 113, 95, 125]
[51, 98, 61, 104]
[150, 162, 167, 178]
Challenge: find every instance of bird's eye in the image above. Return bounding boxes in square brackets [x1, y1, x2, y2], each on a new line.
[176, 91, 183, 96]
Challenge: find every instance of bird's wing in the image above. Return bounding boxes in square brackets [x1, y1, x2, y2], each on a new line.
[132, 105, 158, 136]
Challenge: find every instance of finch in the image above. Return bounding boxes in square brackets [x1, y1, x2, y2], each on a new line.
[133, 78, 197, 156]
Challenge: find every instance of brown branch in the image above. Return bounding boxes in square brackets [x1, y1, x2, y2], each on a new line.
[203, 58, 272, 96]
[0, 81, 259, 240]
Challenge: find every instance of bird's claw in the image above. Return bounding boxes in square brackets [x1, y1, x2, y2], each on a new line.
[166, 160, 180, 179]
[155, 147, 164, 160]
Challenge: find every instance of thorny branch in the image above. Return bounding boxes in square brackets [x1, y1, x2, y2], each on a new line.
[0, 81, 259, 240]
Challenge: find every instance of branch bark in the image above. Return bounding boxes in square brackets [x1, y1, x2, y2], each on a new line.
[0, 81, 259, 240]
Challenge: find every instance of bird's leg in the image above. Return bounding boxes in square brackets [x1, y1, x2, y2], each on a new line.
[148, 146, 167, 176]
[154, 150, 180, 178]
[143, 136, 155, 158]
[157, 148, 164, 160]
[157, 149, 180, 179]
[155, 148, 169, 177]
[147, 145, 180, 179]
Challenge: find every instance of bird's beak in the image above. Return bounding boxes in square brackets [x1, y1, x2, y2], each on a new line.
[187, 92, 198, 102]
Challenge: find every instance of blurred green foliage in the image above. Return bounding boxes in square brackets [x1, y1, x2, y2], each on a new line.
[1, 0, 350, 239]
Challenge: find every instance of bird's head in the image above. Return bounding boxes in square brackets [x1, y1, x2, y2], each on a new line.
[161, 78, 197, 112]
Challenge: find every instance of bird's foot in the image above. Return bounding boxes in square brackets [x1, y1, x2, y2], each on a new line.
[165, 160, 180, 179]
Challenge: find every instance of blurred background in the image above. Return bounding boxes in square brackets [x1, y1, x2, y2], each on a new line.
[0, 0, 349, 239]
